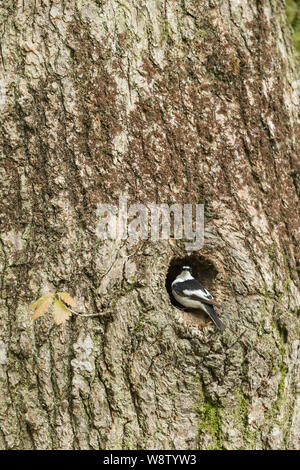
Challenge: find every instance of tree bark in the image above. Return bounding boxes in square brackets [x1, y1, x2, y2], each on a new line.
[0, 0, 299, 450]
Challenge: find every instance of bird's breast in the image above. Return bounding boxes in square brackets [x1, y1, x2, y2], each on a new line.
[172, 289, 206, 310]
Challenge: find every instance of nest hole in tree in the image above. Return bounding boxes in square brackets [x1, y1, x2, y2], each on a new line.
[165, 254, 218, 310]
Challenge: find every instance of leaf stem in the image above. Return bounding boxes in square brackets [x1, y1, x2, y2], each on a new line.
[68, 308, 101, 317]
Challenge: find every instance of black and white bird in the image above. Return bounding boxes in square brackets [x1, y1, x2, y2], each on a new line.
[171, 265, 226, 331]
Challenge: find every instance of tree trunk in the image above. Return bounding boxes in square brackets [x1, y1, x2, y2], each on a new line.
[0, 0, 299, 450]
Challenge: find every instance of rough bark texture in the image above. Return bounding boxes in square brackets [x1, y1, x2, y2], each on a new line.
[0, 0, 299, 450]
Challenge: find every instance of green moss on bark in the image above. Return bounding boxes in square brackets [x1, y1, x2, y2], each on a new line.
[286, 0, 300, 50]
[195, 385, 223, 450]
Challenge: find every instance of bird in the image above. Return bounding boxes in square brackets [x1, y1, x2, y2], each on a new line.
[171, 265, 226, 331]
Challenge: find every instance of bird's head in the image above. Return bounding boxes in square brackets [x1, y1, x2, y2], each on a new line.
[181, 265, 193, 275]
[172, 265, 194, 285]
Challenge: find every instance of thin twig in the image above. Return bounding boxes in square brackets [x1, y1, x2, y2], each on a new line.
[69, 308, 101, 317]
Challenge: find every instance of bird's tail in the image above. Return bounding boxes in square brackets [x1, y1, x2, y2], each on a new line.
[203, 304, 226, 331]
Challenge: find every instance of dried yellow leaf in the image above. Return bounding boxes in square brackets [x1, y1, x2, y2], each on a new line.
[30, 294, 54, 321]
[52, 299, 72, 325]
[29, 294, 50, 311]
[57, 292, 76, 307]
[32, 296, 54, 321]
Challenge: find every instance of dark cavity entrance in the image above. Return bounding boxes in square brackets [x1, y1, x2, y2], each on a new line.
[165, 254, 218, 309]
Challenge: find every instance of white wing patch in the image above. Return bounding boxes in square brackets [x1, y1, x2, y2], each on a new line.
[183, 288, 213, 301]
